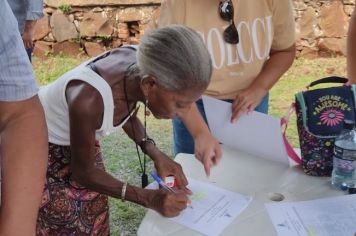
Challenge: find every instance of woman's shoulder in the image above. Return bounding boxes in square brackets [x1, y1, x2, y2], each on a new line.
[65, 79, 104, 123]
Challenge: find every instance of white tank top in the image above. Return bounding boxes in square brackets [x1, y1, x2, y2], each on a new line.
[39, 46, 137, 146]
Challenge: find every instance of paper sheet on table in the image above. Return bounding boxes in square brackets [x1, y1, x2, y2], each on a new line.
[265, 194, 356, 236]
[202, 95, 289, 165]
[146, 178, 252, 236]
[172, 178, 251, 236]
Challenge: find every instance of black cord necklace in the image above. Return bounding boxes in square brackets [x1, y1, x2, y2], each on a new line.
[123, 67, 148, 188]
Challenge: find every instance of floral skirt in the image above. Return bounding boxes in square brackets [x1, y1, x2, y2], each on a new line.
[36, 142, 110, 236]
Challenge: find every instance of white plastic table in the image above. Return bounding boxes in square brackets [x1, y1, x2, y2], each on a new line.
[137, 146, 344, 236]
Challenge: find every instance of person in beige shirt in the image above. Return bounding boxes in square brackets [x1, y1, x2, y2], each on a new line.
[150, 0, 296, 161]
[347, 7, 356, 84]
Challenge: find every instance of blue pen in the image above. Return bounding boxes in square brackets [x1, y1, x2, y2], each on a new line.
[150, 172, 176, 193]
[150, 172, 194, 209]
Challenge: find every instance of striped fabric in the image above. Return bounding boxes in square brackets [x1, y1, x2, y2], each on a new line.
[0, 0, 38, 102]
[7, 0, 44, 33]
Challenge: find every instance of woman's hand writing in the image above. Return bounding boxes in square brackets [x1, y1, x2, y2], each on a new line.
[148, 189, 189, 217]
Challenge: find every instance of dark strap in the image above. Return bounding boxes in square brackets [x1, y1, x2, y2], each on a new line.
[88, 62, 99, 75]
[121, 45, 138, 51]
[308, 76, 348, 88]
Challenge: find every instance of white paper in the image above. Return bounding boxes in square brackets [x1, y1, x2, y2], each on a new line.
[171, 178, 251, 236]
[146, 178, 252, 236]
[202, 95, 289, 165]
[265, 194, 356, 236]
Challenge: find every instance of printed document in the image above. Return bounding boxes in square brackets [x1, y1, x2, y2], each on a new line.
[265, 194, 356, 236]
[202, 95, 290, 165]
[171, 178, 251, 236]
[146, 178, 251, 236]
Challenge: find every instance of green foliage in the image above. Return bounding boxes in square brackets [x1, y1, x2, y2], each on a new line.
[58, 4, 72, 14]
[32, 55, 346, 235]
[73, 35, 82, 44]
[97, 35, 113, 47]
[97, 35, 113, 41]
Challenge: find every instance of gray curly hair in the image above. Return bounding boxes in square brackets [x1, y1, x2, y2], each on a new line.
[136, 25, 212, 91]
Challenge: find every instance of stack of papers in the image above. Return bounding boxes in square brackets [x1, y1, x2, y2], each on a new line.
[265, 194, 356, 236]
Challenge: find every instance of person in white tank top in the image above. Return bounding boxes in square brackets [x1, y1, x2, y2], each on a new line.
[36, 25, 220, 235]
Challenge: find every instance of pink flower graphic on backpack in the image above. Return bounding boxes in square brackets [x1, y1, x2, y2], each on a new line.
[320, 109, 344, 126]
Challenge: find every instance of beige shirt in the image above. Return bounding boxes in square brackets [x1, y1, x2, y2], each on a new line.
[150, 0, 295, 99]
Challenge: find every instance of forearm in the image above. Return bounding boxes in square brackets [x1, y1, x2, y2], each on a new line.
[123, 116, 146, 145]
[23, 20, 37, 35]
[179, 104, 210, 139]
[249, 44, 296, 91]
[71, 166, 153, 207]
[347, 10, 356, 84]
[22, 20, 37, 49]
[122, 116, 162, 162]
[0, 95, 48, 235]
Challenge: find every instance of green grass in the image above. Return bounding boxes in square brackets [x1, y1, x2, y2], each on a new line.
[33, 55, 346, 235]
[33, 54, 84, 85]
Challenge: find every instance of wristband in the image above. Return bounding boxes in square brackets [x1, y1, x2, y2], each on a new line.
[139, 137, 156, 154]
[121, 183, 127, 202]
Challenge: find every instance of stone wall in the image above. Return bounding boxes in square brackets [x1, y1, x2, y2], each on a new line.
[33, 0, 161, 58]
[295, 0, 355, 58]
[33, 0, 355, 58]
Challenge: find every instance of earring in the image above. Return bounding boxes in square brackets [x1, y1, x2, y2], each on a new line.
[145, 97, 151, 116]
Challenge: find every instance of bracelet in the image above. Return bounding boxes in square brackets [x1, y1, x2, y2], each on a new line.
[121, 183, 127, 202]
[139, 137, 156, 154]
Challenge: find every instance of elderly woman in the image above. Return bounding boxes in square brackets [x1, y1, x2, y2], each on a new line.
[36, 25, 215, 235]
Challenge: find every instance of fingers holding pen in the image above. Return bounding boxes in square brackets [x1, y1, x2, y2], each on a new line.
[150, 189, 190, 217]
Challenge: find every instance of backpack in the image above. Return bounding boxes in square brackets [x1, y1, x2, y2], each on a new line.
[295, 76, 356, 176]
